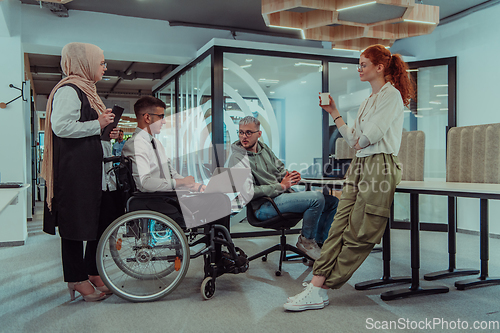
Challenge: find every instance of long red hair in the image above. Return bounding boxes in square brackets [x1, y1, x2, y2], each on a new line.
[361, 44, 415, 107]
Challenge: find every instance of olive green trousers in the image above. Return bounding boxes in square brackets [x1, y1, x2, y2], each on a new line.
[313, 153, 401, 290]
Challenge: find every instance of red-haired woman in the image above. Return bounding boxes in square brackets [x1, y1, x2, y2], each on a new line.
[284, 44, 415, 311]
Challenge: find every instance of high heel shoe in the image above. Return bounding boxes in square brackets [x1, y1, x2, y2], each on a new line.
[88, 276, 113, 295]
[95, 284, 112, 295]
[67, 280, 107, 302]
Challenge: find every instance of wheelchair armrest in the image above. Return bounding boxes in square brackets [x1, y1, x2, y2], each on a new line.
[103, 156, 121, 164]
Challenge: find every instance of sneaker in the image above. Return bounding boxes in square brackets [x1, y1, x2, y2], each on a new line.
[303, 259, 315, 267]
[283, 283, 326, 311]
[287, 282, 329, 305]
[296, 235, 322, 260]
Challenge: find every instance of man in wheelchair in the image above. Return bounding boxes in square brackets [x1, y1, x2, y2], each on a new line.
[119, 97, 248, 290]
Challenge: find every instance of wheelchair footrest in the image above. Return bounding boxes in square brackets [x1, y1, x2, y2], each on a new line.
[216, 247, 249, 276]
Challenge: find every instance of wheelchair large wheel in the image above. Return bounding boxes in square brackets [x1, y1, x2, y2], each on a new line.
[97, 210, 190, 302]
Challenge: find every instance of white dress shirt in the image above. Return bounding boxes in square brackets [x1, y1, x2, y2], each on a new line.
[338, 81, 404, 157]
[122, 127, 183, 192]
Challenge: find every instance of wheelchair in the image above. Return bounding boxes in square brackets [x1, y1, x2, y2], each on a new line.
[96, 156, 249, 302]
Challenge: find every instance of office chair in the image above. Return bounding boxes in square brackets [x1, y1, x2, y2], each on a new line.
[246, 196, 311, 276]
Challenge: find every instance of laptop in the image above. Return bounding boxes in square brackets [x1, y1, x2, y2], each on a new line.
[203, 167, 252, 194]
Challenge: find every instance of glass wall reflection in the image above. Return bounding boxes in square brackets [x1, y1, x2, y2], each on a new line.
[223, 53, 322, 174]
[157, 81, 176, 169]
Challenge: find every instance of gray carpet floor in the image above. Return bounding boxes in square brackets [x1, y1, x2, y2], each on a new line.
[1, 203, 500, 333]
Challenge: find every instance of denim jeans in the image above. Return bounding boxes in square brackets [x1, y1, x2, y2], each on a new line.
[255, 191, 339, 244]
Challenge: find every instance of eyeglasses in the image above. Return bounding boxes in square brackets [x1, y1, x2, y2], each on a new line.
[238, 130, 259, 137]
[147, 113, 165, 119]
[357, 64, 367, 71]
[100, 62, 107, 68]
[357, 64, 368, 71]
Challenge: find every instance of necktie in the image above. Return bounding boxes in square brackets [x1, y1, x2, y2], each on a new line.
[151, 139, 166, 179]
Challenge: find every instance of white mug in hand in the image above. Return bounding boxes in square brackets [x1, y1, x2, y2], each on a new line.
[320, 93, 330, 106]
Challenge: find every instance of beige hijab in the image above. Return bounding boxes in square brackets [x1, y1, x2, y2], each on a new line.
[41, 42, 107, 210]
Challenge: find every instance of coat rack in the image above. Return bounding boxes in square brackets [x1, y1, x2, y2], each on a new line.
[0, 83, 27, 109]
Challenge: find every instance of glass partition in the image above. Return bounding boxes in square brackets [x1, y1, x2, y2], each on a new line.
[328, 62, 370, 157]
[157, 81, 177, 169]
[153, 43, 456, 235]
[395, 64, 450, 225]
[223, 53, 322, 173]
[176, 55, 212, 182]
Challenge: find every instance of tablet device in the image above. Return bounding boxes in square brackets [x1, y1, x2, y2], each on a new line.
[100, 105, 124, 141]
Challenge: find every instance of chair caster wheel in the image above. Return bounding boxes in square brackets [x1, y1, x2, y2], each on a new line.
[302, 257, 308, 263]
[275, 270, 281, 276]
[201, 277, 215, 300]
[262, 256, 267, 262]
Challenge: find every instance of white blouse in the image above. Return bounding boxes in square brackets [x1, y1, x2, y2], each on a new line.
[338, 82, 404, 157]
[51, 86, 100, 139]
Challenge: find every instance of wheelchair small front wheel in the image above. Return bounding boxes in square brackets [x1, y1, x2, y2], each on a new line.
[201, 277, 216, 300]
[97, 210, 190, 302]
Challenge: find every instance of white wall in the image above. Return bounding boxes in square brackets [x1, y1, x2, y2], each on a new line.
[393, 4, 500, 234]
[0, 0, 29, 244]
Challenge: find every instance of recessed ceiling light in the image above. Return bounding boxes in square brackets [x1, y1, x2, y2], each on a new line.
[337, 1, 376, 11]
[341, 67, 348, 70]
[300, 81, 307, 84]
[245, 59, 253, 62]
[269, 25, 305, 39]
[332, 48, 361, 52]
[240, 64, 252, 69]
[404, 19, 436, 25]
[436, 94, 448, 97]
[434, 84, 448, 87]
[270, 91, 275, 94]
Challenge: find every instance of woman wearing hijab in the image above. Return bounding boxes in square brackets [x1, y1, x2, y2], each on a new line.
[42, 42, 117, 302]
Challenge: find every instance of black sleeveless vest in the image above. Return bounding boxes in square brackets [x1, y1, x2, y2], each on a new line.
[43, 84, 103, 241]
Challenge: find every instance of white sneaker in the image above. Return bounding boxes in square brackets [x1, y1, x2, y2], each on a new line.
[283, 283, 326, 311]
[296, 235, 322, 260]
[287, 282, 329, 305]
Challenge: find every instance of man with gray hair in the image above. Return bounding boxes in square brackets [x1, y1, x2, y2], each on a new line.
[228, 116, 339, 261]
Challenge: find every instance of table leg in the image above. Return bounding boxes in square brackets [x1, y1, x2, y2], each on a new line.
[455, 199, 500, 290]
[424, 196, 479, 280]
[355, 203, 411, 290]
[381, 193, 449, 300]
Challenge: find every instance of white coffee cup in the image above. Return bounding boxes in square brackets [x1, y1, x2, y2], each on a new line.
[320, 93, 330, 106]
